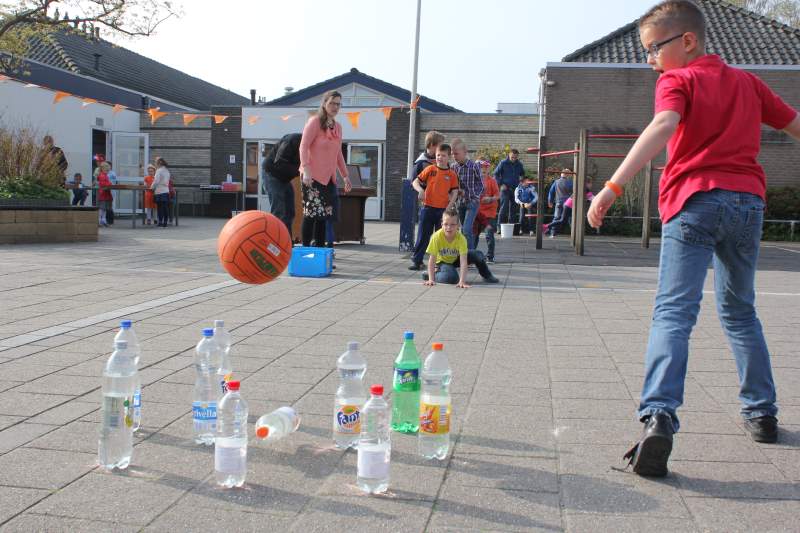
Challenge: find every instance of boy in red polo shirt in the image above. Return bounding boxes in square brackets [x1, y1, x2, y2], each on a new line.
[588, 0, 800, 478]
[409, 144, 460, 270]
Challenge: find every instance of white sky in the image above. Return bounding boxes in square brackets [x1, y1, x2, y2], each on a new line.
[116, 0, 653, 112]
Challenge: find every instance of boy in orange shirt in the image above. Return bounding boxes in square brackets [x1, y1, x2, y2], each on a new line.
[409, 144, 459, 270]
[477, 159, 500, 262]
[588, 0, 800, 478]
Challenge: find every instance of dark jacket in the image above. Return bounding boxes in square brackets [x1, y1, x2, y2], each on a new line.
[264, 133, 302, 182]
[493, 157, 525, 189]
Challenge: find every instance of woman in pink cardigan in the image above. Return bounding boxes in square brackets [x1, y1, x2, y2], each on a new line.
[299, 90, 352, 247]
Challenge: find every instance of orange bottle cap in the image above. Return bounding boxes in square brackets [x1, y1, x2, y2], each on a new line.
[432, 342, 444, 350]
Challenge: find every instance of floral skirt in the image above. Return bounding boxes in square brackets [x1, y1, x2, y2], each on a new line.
[302, 180, 335, 220]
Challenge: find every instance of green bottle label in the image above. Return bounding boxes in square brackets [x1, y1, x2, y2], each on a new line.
[393, 367, 419, 392]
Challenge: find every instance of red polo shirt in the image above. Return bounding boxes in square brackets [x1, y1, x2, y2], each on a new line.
[654, 55, 796, 223]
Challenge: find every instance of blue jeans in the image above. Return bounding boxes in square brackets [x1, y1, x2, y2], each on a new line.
[435, 250, 493, 283]
[483, 217, 496, 260]
[548, 205, 572, 235]
[265, 173, 295, 238]
[462, 199, 479, 250]
[155, 193, 170, 226]
[412, 206, 444, 265]
[638, 189, 776, 432]
[498, 188, 518, 225]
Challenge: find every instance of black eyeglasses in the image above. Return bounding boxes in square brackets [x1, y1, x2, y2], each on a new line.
[645, 33, 684, 57]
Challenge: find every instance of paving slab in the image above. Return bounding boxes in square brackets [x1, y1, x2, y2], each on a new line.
[0, 219, 798, 531]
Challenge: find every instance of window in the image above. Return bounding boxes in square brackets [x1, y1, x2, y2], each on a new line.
[347, 144, 381, 189]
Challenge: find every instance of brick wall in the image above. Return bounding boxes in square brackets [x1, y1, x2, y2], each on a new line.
[0, 208, 97, 244]
[140, 113, 212, 187]
[210, 106, 244, 186]
[384, 108, 415, 222]
[543, 65, 800, 202]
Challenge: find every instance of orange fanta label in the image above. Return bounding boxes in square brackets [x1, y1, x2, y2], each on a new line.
[419, 402, 451, 435]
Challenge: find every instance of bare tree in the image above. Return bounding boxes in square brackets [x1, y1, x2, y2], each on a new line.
[1, 1, 182, 70]
[729, 0, 800, 28]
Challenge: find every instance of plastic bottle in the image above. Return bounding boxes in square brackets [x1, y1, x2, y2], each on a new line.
[255, 407, 301, 441]
[193, 328, 222, 446]
[391, 331, 421, 433]
[114, 320, 142, 432]
[333, 341, 367, 449]
[215, 380, 248, 488]
[98, 339, 137, 470]
[213, 320, 233, 395]
[418, 342, 452, 460]
[357, 384, 391, 494]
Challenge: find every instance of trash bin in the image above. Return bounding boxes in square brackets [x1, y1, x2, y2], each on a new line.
[500, 223, 514, 239]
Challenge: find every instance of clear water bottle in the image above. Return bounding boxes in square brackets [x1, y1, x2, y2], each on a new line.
[114, 320, 142, 432]
[391, 331, 421, 433]
[213, 320, 233, 395]
[255, 407, 301, 441]
[357, 384, 391, 494]
[333, 341, 367, 449]
[215, 380, 248, 488]
[419, 342, 452, 460]
[194, 328, 221, 446]
[98, 340, 137, 470]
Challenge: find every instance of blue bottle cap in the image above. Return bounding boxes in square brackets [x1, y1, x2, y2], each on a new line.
[120, 320, 132, 328]
[404, 331, 414, 340]
[202, 328, 214, 337]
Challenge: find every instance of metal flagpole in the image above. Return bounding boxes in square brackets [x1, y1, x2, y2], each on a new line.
[399, 0, 422, 251]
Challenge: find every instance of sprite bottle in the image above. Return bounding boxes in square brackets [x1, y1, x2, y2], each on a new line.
[391, 331, 421, 433]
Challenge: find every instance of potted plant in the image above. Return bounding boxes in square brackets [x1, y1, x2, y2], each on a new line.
[0, 125, 69, 207]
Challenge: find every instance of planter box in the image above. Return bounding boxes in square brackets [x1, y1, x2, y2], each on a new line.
[0, 207, 98, 244]
[0, 198, 70, 208]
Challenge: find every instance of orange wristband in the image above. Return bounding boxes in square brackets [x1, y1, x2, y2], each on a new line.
[605, 180, 623, 197]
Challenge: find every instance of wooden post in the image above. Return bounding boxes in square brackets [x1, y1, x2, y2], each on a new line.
[642, 160, 653, 249]
[535, 136, 546, 250]
[575, 129, 588, 256]
[570, 141, 579, 247]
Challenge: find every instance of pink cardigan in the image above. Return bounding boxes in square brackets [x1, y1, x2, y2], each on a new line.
[299, 116, 348, 186]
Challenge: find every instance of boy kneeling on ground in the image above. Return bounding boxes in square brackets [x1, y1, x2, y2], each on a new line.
[422, 207, 499, 288]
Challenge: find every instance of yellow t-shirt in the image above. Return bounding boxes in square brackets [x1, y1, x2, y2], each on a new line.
[426, 229, 467, 265]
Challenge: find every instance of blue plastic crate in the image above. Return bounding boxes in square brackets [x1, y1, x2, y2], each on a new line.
[288, 247, 333, 278]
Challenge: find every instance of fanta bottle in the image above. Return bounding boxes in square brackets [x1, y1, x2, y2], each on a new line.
[391, 331, 421, 433]
[418, 343, 452, 459]
[333, 341, 367, 449]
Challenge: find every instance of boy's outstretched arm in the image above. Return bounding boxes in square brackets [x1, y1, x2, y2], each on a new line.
[457, 254, 470, 289]
[783, 114, 800, 142]
[587, 110, 680, 228]
[424, 254, 436, 286]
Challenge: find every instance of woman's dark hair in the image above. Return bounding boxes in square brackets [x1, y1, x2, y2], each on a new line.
[317, 90, 342, 130]
[155, 157, 168, 167]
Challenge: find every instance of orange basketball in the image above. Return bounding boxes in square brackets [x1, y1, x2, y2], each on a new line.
[217, 211, 292, 284]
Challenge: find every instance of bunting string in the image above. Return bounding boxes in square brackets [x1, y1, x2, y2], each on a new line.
[2, 72, 423, 130]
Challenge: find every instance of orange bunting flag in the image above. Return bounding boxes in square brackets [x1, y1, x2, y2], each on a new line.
[52, 91, 71, 104]
[247, 115, 261, 125]
[281, 115, 294, 121]
[214, 115, 228, 124]
[345, 111, 361, 130]
[112, 104, 125, 114]
[410, 95, 421, 109]
[81, 98, 97, 107]
[148, 108, 168, 124]
[382, 106, 393, 120]
[183, 114, 200, 126]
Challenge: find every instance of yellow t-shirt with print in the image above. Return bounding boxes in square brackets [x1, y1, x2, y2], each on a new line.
[426, 229, 468, 265]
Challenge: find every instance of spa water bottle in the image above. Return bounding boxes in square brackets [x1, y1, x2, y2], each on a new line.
[357, 384, 391, 494]
[114, 320, 142, 432]
[193, 328, 221, 445]
[98, 340, 137, 470]
[215, 380, 248, 488]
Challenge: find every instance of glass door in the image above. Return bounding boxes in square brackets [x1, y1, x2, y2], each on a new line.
[258, 141, 276, 212]
[111, 132, 149, 214]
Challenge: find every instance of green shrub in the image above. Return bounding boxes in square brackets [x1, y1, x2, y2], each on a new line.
[0, 125, 67, 200]
[765, 187, 800, 221]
